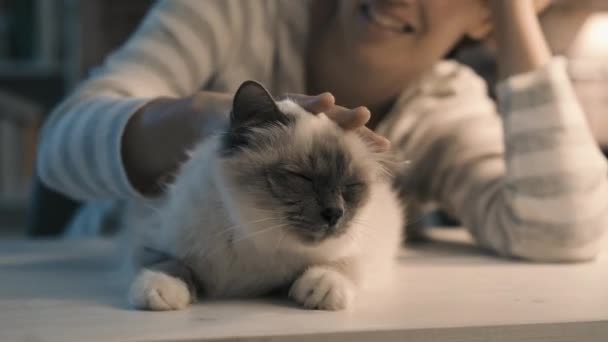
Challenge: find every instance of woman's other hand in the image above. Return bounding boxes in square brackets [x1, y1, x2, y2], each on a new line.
[487, 0, 552, 79]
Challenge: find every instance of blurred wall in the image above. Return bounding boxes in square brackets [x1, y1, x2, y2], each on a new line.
[0, 0, 151, 236]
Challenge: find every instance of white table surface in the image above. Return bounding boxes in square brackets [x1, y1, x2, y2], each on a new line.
[1, 228, 607, 342]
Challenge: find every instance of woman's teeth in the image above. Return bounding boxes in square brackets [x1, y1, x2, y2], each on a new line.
[361, 3, 415, 34]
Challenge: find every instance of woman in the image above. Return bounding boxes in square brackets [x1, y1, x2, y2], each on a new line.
[37, 0, 608, 261]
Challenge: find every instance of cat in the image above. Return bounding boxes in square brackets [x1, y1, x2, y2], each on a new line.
[126, 80, 404, 311]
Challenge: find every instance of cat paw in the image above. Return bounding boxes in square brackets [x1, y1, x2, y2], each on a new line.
[289, 266, 355, 311]
[128, 269, 192, 311]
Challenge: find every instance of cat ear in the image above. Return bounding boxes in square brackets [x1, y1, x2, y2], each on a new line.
[231, 80, 288, 129]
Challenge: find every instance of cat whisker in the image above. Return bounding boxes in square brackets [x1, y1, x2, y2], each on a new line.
[248, 205, 282, 213]
[204, 222, 289, 258]
[217, 222, 289, 250]
[350, 224, 371, 241]
[350, 219, 378, 233]
[274, 230, 286, 254]
[343, 230, 363, 254]
[350, 218, 373, 228]
[237, 223, 290, 241]
[349, 220, 380, 242]
[352, 213, 423, 233]
[212, 216, 286, 239]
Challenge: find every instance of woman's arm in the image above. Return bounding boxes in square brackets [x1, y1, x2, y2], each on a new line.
[37, 0, 244, 200]
[387, 1, 608, 262]
[487, 0, 608, 260]
[38, 0, 389, 198]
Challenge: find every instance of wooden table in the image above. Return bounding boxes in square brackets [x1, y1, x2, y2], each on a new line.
[1, 229, 607, 342]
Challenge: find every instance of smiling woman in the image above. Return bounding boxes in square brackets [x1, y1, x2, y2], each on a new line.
[359, 1, 417, 34]
[35, 0, 608, 275]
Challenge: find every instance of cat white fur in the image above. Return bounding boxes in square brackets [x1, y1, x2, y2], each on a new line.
[127, 99, 403, 311]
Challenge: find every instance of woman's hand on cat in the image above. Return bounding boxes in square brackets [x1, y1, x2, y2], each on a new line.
[123, 91, 390, 195]
[123, 91, 232, 195]
[287, 93, 391, 152]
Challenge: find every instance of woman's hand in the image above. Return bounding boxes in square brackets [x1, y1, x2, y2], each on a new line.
[287, 93, 391, 151]
[487, 0, 552, 79]
[122, 91, 233, 194]
[122, 91, 390, 195]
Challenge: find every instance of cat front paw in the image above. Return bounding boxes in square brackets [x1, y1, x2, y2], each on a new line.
[289, 266, 355, 311]
[128, 269, 193, 311]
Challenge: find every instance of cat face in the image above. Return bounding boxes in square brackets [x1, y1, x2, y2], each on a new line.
[263, 128, 370, 243]
[219, 81, 386, 247]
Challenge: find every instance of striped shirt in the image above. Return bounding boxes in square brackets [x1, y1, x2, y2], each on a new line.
[37, 0, 608, 261]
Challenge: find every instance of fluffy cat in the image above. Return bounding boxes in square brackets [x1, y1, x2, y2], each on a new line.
[127, 81, 404, 311]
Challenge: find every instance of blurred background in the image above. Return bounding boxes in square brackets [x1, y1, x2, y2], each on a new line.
[0, 0, 606, 239]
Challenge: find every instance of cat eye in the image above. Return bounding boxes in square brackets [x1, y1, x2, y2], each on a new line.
[345, 182, 364, 188]
[342, 182, 365, 203]
[284, 170, 313, 183]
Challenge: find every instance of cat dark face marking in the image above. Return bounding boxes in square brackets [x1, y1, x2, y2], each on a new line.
[220, 81, 376, 245]
[265, 134, 370, 243]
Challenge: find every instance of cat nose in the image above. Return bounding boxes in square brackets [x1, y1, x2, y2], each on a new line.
[320, 207, 344, 227]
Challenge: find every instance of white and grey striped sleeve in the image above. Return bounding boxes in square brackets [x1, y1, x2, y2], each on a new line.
[390, 58, 608, 262]
[37, 0, 245, 200]
[490, 57, 608, 261]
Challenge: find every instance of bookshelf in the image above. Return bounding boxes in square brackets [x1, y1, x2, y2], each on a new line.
[0, 0, 61, 232]
[13, 0, 151, 236]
